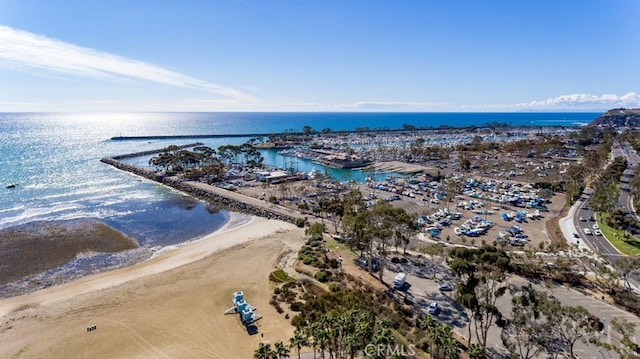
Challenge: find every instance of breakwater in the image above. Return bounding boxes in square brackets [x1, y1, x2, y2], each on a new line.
[110, 143, 203, 160]
[100, 157, 298, 224]
[110, 134, 271, 141]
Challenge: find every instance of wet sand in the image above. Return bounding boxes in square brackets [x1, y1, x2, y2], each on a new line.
[0, 214, 304, 359]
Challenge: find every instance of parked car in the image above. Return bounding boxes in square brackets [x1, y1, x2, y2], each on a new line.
[357, 257, 380, 272]
[428, 301, 439, 314]
[393, 273, 407, 290]
[438, 283, 454, 292]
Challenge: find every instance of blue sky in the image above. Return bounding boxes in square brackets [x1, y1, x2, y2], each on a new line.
[0, 0, 639, 112]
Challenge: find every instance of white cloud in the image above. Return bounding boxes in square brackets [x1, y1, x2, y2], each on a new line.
[516, 92, 640, 109]
[0, 25, 251, 101]
[335, 101, 453, 111]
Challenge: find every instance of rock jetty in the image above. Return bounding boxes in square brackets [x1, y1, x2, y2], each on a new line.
[100, 157, 298, 224]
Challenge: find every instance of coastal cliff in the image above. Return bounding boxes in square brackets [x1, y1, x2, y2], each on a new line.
[591, 108, 640, 127]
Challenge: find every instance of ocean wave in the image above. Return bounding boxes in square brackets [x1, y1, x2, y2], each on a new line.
[0, 204, 141, 230]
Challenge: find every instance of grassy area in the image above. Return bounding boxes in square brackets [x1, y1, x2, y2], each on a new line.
[269, 269, 295, 283]
[596, 213, 640, 256]
[325, 236, 352, 252]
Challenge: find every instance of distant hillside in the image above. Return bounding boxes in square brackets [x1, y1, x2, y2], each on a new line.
[591, 108, 640, 127]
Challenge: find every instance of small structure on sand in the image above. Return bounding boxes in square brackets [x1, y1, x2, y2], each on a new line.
[223, 291, 263, 325]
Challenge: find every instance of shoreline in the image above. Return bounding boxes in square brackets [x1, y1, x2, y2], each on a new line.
[0, 216, 304, 359]
[100, 157, 300, 224]
[0, 213, 293, 318]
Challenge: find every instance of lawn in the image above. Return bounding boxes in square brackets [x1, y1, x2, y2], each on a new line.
[326, 235, 352, 252]
[596, 213, 640, 256]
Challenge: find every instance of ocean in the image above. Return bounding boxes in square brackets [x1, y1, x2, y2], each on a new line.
[0, 111, 599, 246]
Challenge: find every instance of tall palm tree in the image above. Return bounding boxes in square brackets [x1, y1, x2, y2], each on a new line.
[254, 343, 274, 359]
[304, 322, 321, 359]
[289, 329, 308, 359]
[274, 341, 290, 359]
[428, 323, 453, 359]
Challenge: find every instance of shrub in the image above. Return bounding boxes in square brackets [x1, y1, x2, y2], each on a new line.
[274, 287, 282, 295]
[328, 282, 343, 292]
[315, 270, 330, 282]
[295, 217, 307, 227]
[290, 301, 304, 312]
[291, 314, 305, 328]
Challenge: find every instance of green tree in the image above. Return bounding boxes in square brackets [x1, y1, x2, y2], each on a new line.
[449, 246, 511, 347]
[418, 243, 444, 279]
[500, 284, 548, 359]
[255, 343, 275, 359]
[289, 329, 308, 359]
[545, 302, 599, 358]
[467, 343, 487, 359]
[274, 341, 290, 359]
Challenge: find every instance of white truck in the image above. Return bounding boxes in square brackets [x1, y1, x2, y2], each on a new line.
[393, 272, 407, 289]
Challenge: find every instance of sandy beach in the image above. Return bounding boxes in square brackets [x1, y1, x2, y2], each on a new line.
[0, 214, 304, 359]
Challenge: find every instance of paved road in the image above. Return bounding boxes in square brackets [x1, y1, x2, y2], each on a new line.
[293, 255, 640, 358]
[616, 142, 640, 224]
[572, 189, 621, 257]
[383, 261, 640, 358]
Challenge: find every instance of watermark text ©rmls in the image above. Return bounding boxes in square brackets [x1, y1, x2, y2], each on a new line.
[364, 343, 417, 357]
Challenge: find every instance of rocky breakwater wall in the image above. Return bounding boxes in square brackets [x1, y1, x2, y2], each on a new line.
[110, 142, 203, 160]
[100, 157, 298, 224]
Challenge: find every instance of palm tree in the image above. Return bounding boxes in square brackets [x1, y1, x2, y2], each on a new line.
[289, 329, 308, 359]
[417, 314, 437, 331]
[255, 343, 274, 359]
[441, 336, 459, 359]
[467, 343, 487, 359]
[274, 341, 290, 358]
[428, 323, 454, 359]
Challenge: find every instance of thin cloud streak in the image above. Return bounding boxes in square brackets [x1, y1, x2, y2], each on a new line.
[515, 92, 640, 110]
[330, 101, 454, 111]
[0, 26, 250, 101]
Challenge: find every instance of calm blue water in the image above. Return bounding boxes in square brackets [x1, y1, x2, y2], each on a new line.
[0, 112, 598, 245]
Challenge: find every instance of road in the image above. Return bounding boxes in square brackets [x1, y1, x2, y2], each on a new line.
[615, 142, 640, 224]
[567, 141, 640, 290]
[572, 189, 622, 258]
[295, 245, 640, 357]
[381, 260, 640, 358]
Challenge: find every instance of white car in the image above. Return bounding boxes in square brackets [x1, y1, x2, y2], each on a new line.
[592, 223, 599, 230]
[428, 301, 439, 314]
[594, 229, 602, 236]
[583, 228, 592, 235]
